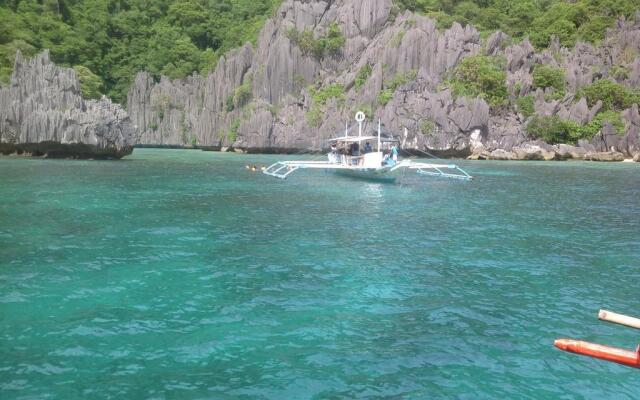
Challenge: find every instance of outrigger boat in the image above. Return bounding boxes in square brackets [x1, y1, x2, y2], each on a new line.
[262, 112, 472, 182]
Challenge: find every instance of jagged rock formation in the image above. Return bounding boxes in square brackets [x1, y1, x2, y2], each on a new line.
[0, 51, 134, 158]
[120, 0, 638, 160]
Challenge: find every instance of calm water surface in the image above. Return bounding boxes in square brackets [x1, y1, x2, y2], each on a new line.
[1, 149, 639, 399]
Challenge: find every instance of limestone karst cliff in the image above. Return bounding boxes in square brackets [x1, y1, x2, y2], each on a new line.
[0, 51, 134, 159]
[126, 0, 640, 159]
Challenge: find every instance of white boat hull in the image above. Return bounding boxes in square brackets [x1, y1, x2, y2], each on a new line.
[333, 166, 399, 182]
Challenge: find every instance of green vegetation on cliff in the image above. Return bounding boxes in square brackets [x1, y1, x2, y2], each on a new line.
[287, 22, 346, 59]
[1, 0, 637, 111]
[525, 115, 581, 144]
[0, 0, 281, 103]
[526, 110, 625, 144]
[532, 65, 565, 97]
[575, 79, 640, 112]
[396, 0, 637, 47]
[446, 55, 507, 108]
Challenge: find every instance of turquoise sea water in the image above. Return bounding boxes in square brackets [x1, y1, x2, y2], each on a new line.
[1, 149, 639, 399]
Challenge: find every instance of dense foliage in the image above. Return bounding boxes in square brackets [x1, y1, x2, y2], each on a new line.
[578, 110, 625, 137]
[575, 79, 640, 112]
[0, 0, 281, 103]
[515, 95, 534, 118]
[287, 22, 345, 59]
[395, 0, 638, 48]
[532, 65, 565, 97]
[525, 115, 581, 144]
[446, 55, 506, 108]
[526, 110, 625, 144]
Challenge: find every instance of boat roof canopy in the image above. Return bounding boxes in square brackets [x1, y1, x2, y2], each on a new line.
[329, 135, 399, 143]
[329, 135, 377, 143]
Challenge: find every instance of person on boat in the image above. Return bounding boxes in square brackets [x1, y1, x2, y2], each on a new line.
[391, 144, 398, 163]
[351, 141, 360, 156]
[382, 149, 395, 166]
[329, 143, 338, 163]
[364, 142, 372, 153]
[350, 142, 360, 165]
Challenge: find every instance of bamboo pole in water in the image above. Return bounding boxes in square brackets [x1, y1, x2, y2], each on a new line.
[554, 339, 640, 369]
[598, 309, 640, 330]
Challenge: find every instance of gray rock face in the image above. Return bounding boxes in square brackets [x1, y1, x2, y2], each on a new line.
[488, 149, 515, 160]
[584, 151, 625, 162]
[0, 51, 134, 158]
[556, 144, 586, 160]
[512, 143, 557, 160]
[127, 0, 486, 156]
[125, 0, 640, 159]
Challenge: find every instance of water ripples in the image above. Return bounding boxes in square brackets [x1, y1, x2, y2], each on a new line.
[1, 151, 639, 398]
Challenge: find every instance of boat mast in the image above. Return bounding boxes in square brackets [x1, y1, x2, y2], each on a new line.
[377, 118, 381, 152]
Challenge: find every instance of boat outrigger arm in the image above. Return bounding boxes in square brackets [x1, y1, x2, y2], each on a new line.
[262, 159, 472, 180]
[262, 112, 473, 181]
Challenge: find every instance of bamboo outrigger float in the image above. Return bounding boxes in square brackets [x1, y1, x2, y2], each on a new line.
[262, 112, 473, 182]
[555, 309, 640, 369]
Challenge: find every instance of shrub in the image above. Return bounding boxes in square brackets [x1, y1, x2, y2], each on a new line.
[609, 65, 630, 81]
[322, 22, 345, 56]
[526, 115, 580, 144]
[355, 64, 372, 89]
[227, 119, 240, 142]
[532, 65, 565, 96]
[385, 69, 417, 91]
[576, 111, 625, 139]
[374, 70, 418, 106]
[309, 84, 345, 105]
[577, 15, 614, 44]
[225, 95, 234, 112]
[233, 80, 252, 108]
[288, 22, 345, 59]
[305, 83, 345, 126]
[377, 89, 393, 106]
[306, 107, 322, 127]
[575, 79, 640, 112]
[309, 83, 344, 105]
[73, 65, 103, 100]
[420, 120, 435, 135]
[447, 55, 507, 108]
[516, 95, 535, 118]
